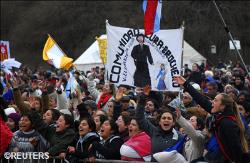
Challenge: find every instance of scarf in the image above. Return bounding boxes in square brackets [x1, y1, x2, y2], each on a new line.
[97, 93, 112, 109]
[124, 132, 151, 157]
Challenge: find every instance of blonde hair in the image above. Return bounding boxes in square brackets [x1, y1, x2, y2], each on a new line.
[220, 93, 249, 153]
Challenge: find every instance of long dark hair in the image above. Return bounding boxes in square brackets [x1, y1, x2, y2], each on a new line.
[220, 93, 248, 153]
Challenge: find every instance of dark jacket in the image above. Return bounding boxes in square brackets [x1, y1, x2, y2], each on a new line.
[67, 132, 100, 160]
[187, 71, 203, 85]
[131, 44, 153, 87]
[113, 101, 130, 142]
[183, 81, 245, 163]
[135, 94, 183, 161]
[92, 135, 123, 160]
[30, 110, 75, 156]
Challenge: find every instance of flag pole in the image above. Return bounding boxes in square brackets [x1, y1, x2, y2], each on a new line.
[212, 0, 249, 75]
[181, 21, 185, 73]
[179, 20, 185, 107]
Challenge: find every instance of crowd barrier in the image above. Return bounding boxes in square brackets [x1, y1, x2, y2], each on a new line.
[0, 158, 158, 163]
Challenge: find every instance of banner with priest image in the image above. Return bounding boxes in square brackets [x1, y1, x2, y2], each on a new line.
[106, 22, 183, 92]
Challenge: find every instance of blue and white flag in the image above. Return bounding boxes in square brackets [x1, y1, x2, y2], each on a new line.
[143, 0, 162, 35]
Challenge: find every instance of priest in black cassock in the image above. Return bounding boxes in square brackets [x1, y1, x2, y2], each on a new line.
[131, 34, 154, 87]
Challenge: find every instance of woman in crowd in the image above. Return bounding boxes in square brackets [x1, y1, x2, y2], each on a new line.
[6, 112, 21, 132]
[136, 86, 183, 161]
[116, 111, 131, 142]
[187, 63, 203, 85]
[144, 98, 159, 119]
[91, 119, 123, 160]
[174, 75, 249, 162]
[9, 113, 49, 159]
[176, 109, 206, 162]
[42, 109, 61, 127]
[120, 117, 151, 161]
[30, 111, 75, 157]
[106, 101, 114, 118]
[65, 117, 100, 162]
[94, 114, 107, 133]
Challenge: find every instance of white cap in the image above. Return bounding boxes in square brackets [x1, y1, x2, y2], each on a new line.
[192, 83, 201, 91]
[4, 107, 16, 116]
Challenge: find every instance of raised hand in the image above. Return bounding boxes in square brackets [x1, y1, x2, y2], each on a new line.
[143, 85, 151, 96]
[115, 87, 124, 102]
[173, 75, 186, 86]
[67, 146, 75, 153]
[58, 152, 66, 159]
[11, 78, 20, 89]
[55, 79, 62, 89]
[176, 107, 181, 120]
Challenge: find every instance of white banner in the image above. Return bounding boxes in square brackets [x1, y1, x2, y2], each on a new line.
[106, 23, 183, 91]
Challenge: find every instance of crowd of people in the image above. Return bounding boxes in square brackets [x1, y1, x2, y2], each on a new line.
[0, 60, 250, 163]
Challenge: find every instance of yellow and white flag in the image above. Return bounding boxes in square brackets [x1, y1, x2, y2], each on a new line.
[96, 35, 107, 64]
[43, 34, 73, 70]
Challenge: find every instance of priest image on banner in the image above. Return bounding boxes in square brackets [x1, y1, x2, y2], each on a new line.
[131, 34, 154, 87]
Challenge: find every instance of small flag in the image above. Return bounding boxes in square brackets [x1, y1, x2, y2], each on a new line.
[143, 0, 162, 35]
[165, 135, 187, 153]
[43, 34, 73, 70]
[96, 35, 107, 64]
[65, 71, 80, 98]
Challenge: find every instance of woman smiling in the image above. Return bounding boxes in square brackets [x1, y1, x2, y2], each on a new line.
[65, 117, 100, 162]
[135, 86, 183, 161]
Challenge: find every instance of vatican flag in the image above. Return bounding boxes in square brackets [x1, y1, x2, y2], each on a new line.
[43, 34, 73, 70]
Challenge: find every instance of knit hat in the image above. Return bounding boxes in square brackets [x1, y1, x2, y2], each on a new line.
[153, 150, 187, 163]
[8, 113, 21, 126]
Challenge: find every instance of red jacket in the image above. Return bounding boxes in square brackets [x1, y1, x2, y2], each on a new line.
[0, 117, 13, 156]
